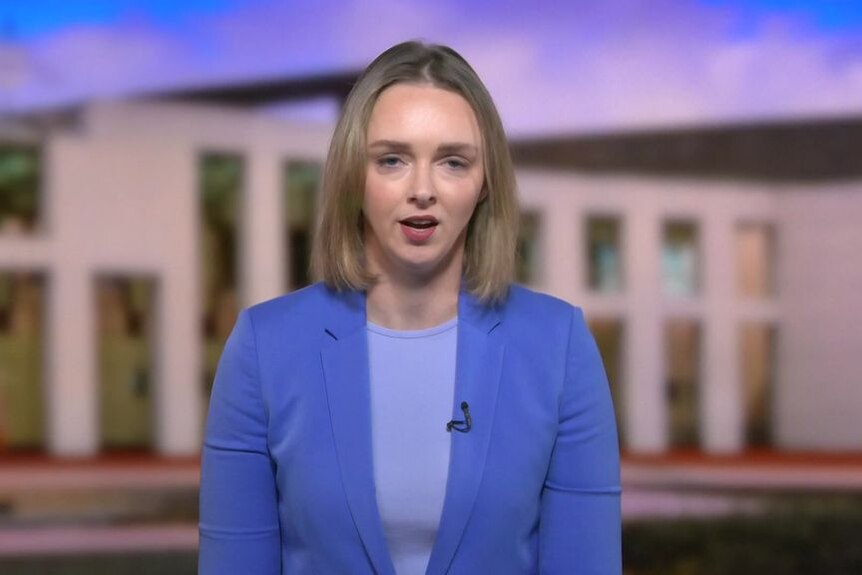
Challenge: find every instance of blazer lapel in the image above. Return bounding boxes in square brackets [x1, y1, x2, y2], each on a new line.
[318, 283, 505, 575]
[319, 287, 396, 575]
[425, 287, 505, 575]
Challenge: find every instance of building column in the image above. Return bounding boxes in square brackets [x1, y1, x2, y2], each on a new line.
[155, 268, 202, 456]
[154, 151, 203, 456]
[48, 265, 98, 456]
[545, 189, 581, 303]
[702, 213, 743, 453]
[626, 204, 666, 452]
[244, 149, 284, 306]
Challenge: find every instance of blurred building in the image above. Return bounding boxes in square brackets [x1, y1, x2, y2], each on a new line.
[1, 75, 860, 459]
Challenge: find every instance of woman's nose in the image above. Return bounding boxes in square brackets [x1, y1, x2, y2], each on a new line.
[409, 162, 436, 205]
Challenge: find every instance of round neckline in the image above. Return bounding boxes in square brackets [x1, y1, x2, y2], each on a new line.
[366, 315, 458, 339]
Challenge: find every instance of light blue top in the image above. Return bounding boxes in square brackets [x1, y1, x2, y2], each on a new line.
[366, 315, 459, 575]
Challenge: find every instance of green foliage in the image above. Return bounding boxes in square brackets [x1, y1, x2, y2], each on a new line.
[200, 154, 241, 227]
[0, 147, 40, 226]
[0, 552, 197, 575]
[623, 495, 862, 575]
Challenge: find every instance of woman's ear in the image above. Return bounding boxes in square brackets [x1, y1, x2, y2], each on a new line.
[478, 185, 489, 203]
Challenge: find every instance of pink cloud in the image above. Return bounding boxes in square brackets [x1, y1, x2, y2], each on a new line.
[2, 0, 861, 134]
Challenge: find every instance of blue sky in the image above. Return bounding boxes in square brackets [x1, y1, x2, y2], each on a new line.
[3, 0, 242, 38]
[5, 0, 859, 38]
[2, 0, 861, 134]
[701, 0, 862, 32]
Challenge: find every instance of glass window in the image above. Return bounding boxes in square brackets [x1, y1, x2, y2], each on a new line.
[200, 153, 242, 420]
[740, 322, 776, 447]
[586, 216, 623, 293]
[516, 211, 542, 286]
[0, 145, 41, 234]
[0, 270, 46, 452]
[588, 317, 626, 447]
[665, 319, 701, 448]
[284, 161, 321, 291]
[662, 220, 700, 297]
[97, 275, 156, 451]
[737, 222, 776, 298]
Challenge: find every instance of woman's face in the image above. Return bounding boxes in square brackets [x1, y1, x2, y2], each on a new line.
[362, 83, 486, 285]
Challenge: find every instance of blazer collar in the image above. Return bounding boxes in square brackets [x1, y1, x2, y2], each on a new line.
[319, 282, 506, 575]
[320, 281, 503, 340]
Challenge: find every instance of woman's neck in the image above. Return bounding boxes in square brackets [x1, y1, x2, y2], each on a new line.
[365, 263, 461, 331]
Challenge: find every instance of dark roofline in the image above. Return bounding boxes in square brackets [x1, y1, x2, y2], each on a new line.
[509, 114, 862, 182]
[135, 69, 362, 108]
[3, 72, 860, 183]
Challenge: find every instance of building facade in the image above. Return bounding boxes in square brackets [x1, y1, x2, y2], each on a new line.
[1, 99, 860, 458]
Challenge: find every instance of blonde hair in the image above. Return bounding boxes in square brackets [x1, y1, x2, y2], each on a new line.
[310, 40, 519, 305]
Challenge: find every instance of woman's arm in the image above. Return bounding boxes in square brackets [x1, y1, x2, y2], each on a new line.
[199, 309, 281, 574]
[539, 306, 622, 575]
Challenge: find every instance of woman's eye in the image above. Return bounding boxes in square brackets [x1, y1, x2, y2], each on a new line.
[444, 158, 468, 170]
[377, 156, 402, 168]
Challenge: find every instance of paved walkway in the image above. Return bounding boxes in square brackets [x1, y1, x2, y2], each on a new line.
[1, 451, 861, 556]
[621, 450, 862, 491]
[0, 454, 199, 492]
[5, 451, 862, 492]
[0, 524, 198, 556]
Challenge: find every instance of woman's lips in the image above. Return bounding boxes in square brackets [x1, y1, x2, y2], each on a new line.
[400, 221, 437, 243]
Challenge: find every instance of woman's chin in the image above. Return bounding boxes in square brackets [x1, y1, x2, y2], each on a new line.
[370, 242, 462, 283]
[391, 254, 450, 280]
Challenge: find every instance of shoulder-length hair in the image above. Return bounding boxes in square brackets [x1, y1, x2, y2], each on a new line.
[310, 40, 519, 305]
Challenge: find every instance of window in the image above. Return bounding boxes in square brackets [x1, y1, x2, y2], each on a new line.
[737, 222, 776, 298]
[586, 216, 623, 293]
[588, 317, 626, 447]
[665, 319, 701, 448]
[96, 275, 156, 451]
[199, 153, 243, 418]
[516, 211, 542, 286]
[0, 145, 41, 234]
[740, 322, 776, 447]
[284, 161, 321, 291]
[662, 220, 700, 297]
[0, 270, 46, 452]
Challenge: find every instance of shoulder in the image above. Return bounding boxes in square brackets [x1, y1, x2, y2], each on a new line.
[243, 281, 332, 336]
[503, 283, 583, 326]
[499, 284, 586, 350]
[247, 281, 330, 314]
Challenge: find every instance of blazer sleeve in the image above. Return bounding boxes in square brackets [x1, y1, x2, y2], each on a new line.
[198, 308, 281, 574]
[539, 306, 622, 575]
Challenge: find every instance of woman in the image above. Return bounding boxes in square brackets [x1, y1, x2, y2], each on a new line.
[199, 40, 621, 574]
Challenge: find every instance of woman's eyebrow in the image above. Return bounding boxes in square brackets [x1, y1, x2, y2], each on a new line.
[368, 140, 478, 155]
[438, 143, 478, 156]
[368, 139, 411, 152]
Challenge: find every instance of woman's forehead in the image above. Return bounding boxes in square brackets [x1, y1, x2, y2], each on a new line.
[367, 84, 481, 147]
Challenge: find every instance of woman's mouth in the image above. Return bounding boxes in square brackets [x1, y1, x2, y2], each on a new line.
[399, 216, 438, 243]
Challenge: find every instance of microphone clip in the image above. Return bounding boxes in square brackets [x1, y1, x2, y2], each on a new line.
[446, 401, 472, 433]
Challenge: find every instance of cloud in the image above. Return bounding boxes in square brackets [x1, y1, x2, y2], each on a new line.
[450, 0, 862, 134]
[2, 0, 861, 134]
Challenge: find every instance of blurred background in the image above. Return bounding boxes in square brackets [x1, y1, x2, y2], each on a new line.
[1, 1, 861, 573]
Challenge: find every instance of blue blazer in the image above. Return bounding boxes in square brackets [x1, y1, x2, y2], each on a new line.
[199, 281, 621, 574]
